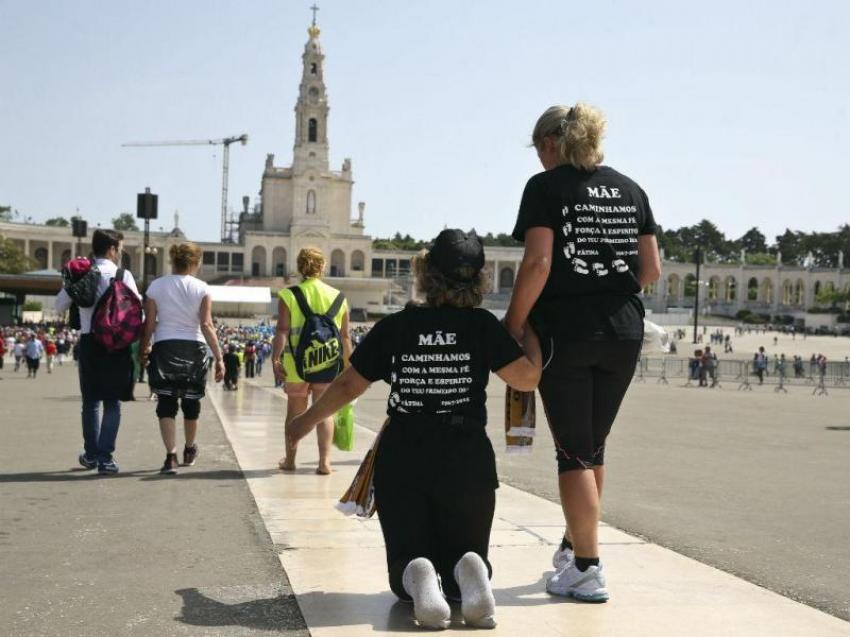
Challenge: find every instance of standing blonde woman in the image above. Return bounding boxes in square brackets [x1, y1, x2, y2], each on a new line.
[272, 247, 351, 475]
[504, 103, 662, 601]
[141, 242, 225, 475]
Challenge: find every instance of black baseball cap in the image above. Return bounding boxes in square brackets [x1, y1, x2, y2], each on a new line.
[427, 229, 485, 280]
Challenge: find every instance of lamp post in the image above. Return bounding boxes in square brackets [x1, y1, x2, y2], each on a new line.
[692, 247, 703, 344]
[71, 217, 88, 258]
[137, 187, 158, 290]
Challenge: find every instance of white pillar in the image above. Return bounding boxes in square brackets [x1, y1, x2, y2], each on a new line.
[493, 260, 500, 293]
[47, 242, 54, 270]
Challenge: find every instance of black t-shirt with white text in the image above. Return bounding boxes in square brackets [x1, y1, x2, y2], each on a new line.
[349, 305, 523, 424]
[512, 165, 657, 340]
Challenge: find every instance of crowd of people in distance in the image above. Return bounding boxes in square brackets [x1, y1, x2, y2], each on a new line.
[0, 325, 77, 378]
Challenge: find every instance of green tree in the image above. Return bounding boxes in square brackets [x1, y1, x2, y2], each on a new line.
[775, 229, 805, 265]
[738, 227, 767, 253]
[0, 237, 35, 274]
[481, 232, 521, 247]
[0, 205, 12, 222]
[45, 216, 70, 227]
[112, 212, 139, 232]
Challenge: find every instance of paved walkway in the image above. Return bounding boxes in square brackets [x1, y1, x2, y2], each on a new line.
[0, 365, 307, 637]
[212, 377, 850, 637]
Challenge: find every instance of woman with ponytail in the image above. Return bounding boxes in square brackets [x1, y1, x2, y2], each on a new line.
[505, 103, 662, 601]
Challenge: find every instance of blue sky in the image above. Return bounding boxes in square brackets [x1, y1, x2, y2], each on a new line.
[1, 0, 848, 244]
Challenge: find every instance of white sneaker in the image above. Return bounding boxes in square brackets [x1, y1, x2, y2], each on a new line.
[402, 558, 451, 630]
[551, 543, 575, 570]
[454, 552, 496, 629]
[546, 562, 609, 602]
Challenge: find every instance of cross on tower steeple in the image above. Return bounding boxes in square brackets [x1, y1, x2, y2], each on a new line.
[310, 4, 319, 25]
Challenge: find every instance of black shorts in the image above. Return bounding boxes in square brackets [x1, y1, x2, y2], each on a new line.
[538, 340, 641, 473]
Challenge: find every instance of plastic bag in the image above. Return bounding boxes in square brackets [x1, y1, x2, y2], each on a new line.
[333, 402, 355, 451]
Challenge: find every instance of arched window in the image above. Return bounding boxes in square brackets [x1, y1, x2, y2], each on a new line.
[499, 267, 515, 291]
[251, 246, 267, 277]
[350, 250, 365, 272]
[272, 247, 287, 277]
[747, 277, 759, 301]
[782, 280, 794, 305]
[684, 274, 697, 298]
[308, 118, 318, 143]
[60, 249, 71, 266]
[761, 278, 773, 304]
[794, 280, 805, 306]
[330, 249, 345, 277]
[725, 276, 737, 302]
[306, 190, 316, 214]
[310, 62, 317, 74]
[708, 277, 720, 300]
[667, 274, 680, 299]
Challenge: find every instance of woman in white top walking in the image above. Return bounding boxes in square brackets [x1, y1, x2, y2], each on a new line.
[140, 242, 225, 475]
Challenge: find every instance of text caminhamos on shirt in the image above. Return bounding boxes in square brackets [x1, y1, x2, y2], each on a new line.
[349, 306, 522, 424]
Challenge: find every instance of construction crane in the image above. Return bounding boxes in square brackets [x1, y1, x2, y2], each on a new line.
[122, 134, 248, 243]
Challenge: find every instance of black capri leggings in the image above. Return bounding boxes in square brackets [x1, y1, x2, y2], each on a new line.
[155, 395, 201, 420]
[538, 340, 641, 473]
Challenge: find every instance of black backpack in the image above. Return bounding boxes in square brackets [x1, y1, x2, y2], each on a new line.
[61, 259, 100, 330]
[287, 286, 346, 383]
[61, 258, 101, 307]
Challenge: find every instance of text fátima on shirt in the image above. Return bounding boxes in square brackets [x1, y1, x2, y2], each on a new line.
[349, 306, 522, 424]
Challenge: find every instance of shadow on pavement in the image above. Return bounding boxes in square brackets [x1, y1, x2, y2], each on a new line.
[173, 575, 577, 633]
[825, 426, 850, 431]
[175, 588, 304, 632]
[0, 467, 282, 483]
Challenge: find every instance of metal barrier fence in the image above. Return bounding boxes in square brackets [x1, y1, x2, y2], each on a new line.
[633, 357, 850, 395]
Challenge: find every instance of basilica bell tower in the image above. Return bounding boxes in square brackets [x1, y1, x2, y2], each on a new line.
[293, 11, 330, 172]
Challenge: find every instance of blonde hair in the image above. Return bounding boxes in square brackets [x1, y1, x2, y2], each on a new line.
[169, 242, 202, 273]
[531, 102, 606, 170]
[297, 247, 325, 279]
[412, 251, 487, 309]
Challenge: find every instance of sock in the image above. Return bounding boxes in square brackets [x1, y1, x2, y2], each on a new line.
[575, 556, 600, 572]
[453, 552, 496, 629]
[559, 538, 573, 552]
[402, 558, 451, 629]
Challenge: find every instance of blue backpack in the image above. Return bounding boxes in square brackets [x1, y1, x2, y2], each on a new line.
[288, 286, 346, 383]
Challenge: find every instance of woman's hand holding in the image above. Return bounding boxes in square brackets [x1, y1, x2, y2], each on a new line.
[214, 359, 225, 383]
[140, 344, 152, 367]
[286, 415, 306, 446]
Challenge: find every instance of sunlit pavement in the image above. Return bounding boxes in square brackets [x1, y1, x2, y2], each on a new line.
[211, 375, 850, 636]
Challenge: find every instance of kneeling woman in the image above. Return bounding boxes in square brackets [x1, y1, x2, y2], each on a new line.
[288, 229, 541, 630]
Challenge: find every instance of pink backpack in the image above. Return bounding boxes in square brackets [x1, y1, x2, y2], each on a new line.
[92, 268, 143, 352]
